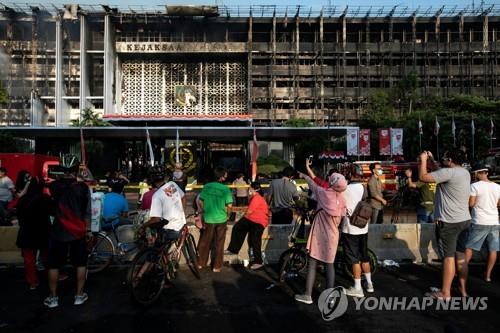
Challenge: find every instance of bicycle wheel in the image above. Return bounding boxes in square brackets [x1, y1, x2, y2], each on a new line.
[367, 248, 378, 275]
[128, 247, 165, 305]
[278, 248, 307, 283]
[182, 233, 201, 279]
[87, 233, 114, 274]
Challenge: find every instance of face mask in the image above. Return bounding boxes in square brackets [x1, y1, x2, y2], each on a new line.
[173, 171, 183, 179]
[376, 169, 383, 176]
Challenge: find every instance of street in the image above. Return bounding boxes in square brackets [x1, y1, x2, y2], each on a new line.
[1, 263, 499, 333]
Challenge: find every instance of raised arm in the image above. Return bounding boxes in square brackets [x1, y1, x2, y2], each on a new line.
[418, 151, 436, 183]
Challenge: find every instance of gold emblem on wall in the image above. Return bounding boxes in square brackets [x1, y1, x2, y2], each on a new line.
[168, 146, 196, 173]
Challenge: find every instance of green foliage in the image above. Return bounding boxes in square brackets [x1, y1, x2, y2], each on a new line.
[361, 93, 500, 160]
[283, 117, 313, 127]
[70, 108, 111, 127]
[0, 86, 8, 104]
[257, 154, 290, 175]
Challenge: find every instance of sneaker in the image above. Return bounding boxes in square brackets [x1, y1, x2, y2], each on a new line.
[250, 263, 264, 270]
[212, 268, 221, 273]
[29, 283, 39, 290]
[224, 250, 237, 256]
[43, 296, 59, 308]
[294, 294, 313, 305]
[366, 283, 375, 293]
[344, 286, 364, 298]
[74, 293, 88, 305]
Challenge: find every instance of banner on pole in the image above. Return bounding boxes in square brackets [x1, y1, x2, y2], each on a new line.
[359, 129, 371, 156]
[346, 128, 359, 156]
[379, 128, 391, 156]
[391, 128, 404, 156]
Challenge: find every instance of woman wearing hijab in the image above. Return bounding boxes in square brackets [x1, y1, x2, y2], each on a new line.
[16, 178, 51, 290]
[295, 159, 347, 304]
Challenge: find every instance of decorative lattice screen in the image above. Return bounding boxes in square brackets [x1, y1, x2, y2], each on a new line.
[121, 60, 247, 116]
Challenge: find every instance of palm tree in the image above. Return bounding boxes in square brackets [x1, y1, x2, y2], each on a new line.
[70, 107, 111, 127]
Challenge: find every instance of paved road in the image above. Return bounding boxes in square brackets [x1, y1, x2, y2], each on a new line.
[0, 263, 499, 333]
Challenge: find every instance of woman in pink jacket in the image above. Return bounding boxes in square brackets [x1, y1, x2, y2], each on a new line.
[295, 160, 347, 304]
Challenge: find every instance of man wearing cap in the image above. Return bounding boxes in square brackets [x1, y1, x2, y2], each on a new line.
[459, 165, 500, 295]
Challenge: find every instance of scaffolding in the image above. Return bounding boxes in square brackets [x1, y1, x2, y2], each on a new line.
[0, 3, 499, 126]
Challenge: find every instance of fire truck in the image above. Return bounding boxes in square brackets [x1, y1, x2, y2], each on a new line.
[0, 153, 60, 185]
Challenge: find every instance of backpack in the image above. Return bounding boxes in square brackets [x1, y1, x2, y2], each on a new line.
[349, 185, 373, 228]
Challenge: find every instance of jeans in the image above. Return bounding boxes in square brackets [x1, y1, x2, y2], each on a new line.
[416, 207, 434, 223]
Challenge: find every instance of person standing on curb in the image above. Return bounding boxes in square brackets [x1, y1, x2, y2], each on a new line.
[419, 149, 471, 299]
[367, 163, 386, 224]
[459, 165, 500, 295]
[197, 166, 233, 273]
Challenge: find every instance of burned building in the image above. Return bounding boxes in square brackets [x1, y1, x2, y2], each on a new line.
[0, 4, 499, 127]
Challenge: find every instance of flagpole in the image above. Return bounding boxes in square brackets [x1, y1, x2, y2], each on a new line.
[419, 133, 422, 152]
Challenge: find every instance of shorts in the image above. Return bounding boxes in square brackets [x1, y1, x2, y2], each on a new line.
[47, 238, 88, 269]
[342, 233, 370, 264]
[465, 224, 500, 252]
[437, 220, 471, 258]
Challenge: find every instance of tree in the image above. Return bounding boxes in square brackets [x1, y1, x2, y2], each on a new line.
[283, 117, 312, 127]
[70, 107, 111, 127]
[0, 86, 7, 104]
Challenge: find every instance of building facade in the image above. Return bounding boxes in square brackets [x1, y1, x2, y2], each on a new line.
[0, 4, 499, 127]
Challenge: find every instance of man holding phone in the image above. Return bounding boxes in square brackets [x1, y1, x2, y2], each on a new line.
[419, 149, 471, 299]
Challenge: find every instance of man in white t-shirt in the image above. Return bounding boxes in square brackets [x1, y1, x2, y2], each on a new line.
[140, 172, 186, 243]
[342, 178, 375, 298]
[460, 165, 500, 295]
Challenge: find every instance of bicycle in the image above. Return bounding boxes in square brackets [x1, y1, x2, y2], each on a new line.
[278, 206, 314, 283]
[127, 221, 200, 305]
[278, 207, 378, 282]
[87, 210, 148, 274]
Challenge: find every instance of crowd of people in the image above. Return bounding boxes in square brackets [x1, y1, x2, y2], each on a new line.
[1, 146, 499, 309]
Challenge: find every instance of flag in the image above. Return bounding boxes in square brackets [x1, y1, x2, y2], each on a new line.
[146, 128, 154, 166]
[80, 127, 86, 165]
[471, 119, 475, 136]
[346, 128, 359, 156]
[418, 119, 423, 135]
[434, 117, 440, 136]
[451, 118, 456, 139]
[359, 129, 371, 156]
[251, 128, 258, 181]
[391, 128, 404, 156]
[490, 118, 494, 137]
[175, 128, 180, 164]
[379, 128, 391, 156]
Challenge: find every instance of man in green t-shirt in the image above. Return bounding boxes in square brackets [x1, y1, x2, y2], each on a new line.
[405, 168, 436, 223]
[197, 166, 233, 272]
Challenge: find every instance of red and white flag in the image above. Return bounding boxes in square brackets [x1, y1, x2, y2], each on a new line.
[379, 128, 391, 156]
[359, 129, 371, 156]
[434, 117, 440, 136]
[251, 128, 258, 181]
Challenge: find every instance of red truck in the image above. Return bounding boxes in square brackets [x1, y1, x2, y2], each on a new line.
[0, 153, 60, 185]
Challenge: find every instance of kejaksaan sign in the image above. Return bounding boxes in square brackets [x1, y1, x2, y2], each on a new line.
[116, 42, 246, 53]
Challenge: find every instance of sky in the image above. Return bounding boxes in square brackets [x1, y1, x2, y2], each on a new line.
[11, 0, 492, 11]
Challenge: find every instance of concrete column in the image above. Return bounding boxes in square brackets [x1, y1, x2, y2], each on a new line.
[79, 14, 89, 113]
[482, 15, 488, 50]
[104, 14, 116, 115]
[55, 16, 68, 127]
